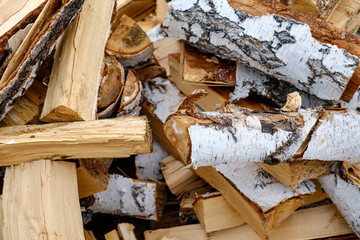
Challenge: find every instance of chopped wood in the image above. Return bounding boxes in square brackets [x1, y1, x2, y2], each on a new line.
[180, 43, 236, 86]
[280, 0, 341, 19]
[193, 192, 246, 233]
[106, 14, 153, 68]
[327, 0, 360, 34]
[160, 156, 207, 196]
[319, 173, 360, 237]
[0, 0, 85, 121]
[342, 162, 360, 187]
[40, 0, 114, 122]
[153, 37, 181, 74]
[97, 54, 125, 119]
[116, 0, 156, 22]
[0, 79, 46, 127]
[117, 70, 143, 117]
[84, 230, 97, 240]
[77, 158, 113, 199]
[0, 116, 151, 166]
[135, 141, 169, 181]
[162, 0, 359, 102]
[257, 161, 330, 189]
[195, 163, 315, 239]
[135, 62, 167, 83]
[117, 223, 137, 240]
[3, 160, 85, 240]
[105, 230, 120, 240]
[84, 174, 166, 221]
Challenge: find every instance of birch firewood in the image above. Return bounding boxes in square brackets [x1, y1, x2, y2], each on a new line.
[326, 0, 360, 34]
[0, 0, 84, 121]
[117, 223, 137, 240]
[162, 0, 359, 102]
[84, 174, 166, 221]
[2, 160, 85, 240]
[116, 0, 156, 22]
[40, 0, 114, 122]
[319, 173, 360, 237]
[280, 0, 340, 19]
[0, 116, 151, 166]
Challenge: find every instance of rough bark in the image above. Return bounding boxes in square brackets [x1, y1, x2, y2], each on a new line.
[84, 174, 166, 221]
[0, 0, 85, 121]
[0, 116, 151, 166]
[319, 173, 360, 238]
[162, 0, 359, 102]
[40, 0, 114, 122]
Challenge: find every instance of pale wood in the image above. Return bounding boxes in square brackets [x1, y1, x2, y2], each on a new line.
[0, 80, 46, 127]
[116, 0, 156, 22]
[117, 223, 137, 240]
[117, 70, 142, 117]
[2, 160, 85, 240]
[145, 204, 352, 240]
[0, 116, 151, 166]
[77, 159, 113, 199]
[163, 0, 359, 102]
[135, 141, 169, 181]
[342, 162, 360, 187]
[257, 160, 330, 189]
[84, 230, 97, 240]
[153, 37, 181, 74]
[86, 174, 166, 221]
[105, 230, 120, 240]
[194, 193, 246, 233]
[106, 14, 153, 68]
[280, 0, 341, 19]
[327, 0, 360, 33]
[0, 0, 85, 120]
[40, 0, 114, 122]
[160, 156, 207, 196]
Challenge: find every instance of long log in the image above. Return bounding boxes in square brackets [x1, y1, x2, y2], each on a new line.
[0, 116, 151, 166]
[162, 0, 359, 102]
[0, 0, 85, 120]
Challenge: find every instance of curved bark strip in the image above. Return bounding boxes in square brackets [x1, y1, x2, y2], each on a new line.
[162, 0, 359, 102]
[0, 0, 85, 120]
[319, 174, 360, 238]
[231, 62, 330, 108]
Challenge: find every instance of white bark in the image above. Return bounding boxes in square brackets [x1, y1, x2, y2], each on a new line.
[135, 141, 170, 181]
[214, 163, 315, 212]
[187, 109, 319, 167]
[231, 62, 330, 108]
[88, 174, 160, 221]
[319, 173, 360, 237]
[162, 0, 359, 101]
[303, 110, 360, 163]
[143, 77, 184, 123]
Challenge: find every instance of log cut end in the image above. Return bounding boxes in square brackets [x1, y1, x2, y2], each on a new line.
[40, 104, 86, 122]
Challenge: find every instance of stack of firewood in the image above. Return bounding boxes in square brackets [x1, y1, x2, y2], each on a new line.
[1, 0, 360, 239]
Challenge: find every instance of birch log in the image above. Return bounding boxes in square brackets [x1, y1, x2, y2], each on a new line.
[40, 0, 114, 122]
[84, 174, 166, 221]
[0, 116, 151, 166]
[162, 0, 359, 102]
[280, 0, 340, 19]
[319, 173, 360, 237]
[0, 0, 84, 121]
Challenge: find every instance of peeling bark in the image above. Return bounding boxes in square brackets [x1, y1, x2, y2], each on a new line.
[319, 173, 360, 238]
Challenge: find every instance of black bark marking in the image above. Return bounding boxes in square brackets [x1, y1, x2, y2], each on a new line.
[131, 185, 146, 213]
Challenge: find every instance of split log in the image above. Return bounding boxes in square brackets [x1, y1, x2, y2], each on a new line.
[194, 163, 315, 239]
[97, 54, 125, 119]
[84, 230, 96, 240]
[160, 156, 207, 196]
[116, 0, 156, 22]
[0, 79, 46, 127]
[135, 141, 169, 181]
[135, 61, 167, 83]
[0, 116, 151, 166]
[153, 37, 181, 74]
[327, 0, 360, 34]
[40, 0, 114, 122]
[117, 223, 137, 240]
[231, 62, 330, 108]
[77, 158, 113, 199]
[0, 0, 85, 120]
[2, 160, 84, 240]
[0, 0, 46, 57]
[180, 43, 236, 86]
[105, 230, 120, 240]
[319, 173, 360, 237]
[257, 160, 330, 189]
[162, 0, 359, 102]
[117, 70, 142, 117]
[280, 0, 340, 19]
[193, 192, 246, 233]
[145, 204, 352, 240]
[84, 174, 166, 221]
[106, 14, 153, 68]
[342, 162, 360, 187]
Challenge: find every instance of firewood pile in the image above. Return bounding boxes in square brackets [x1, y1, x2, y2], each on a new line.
[1, 0, 360, 239]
